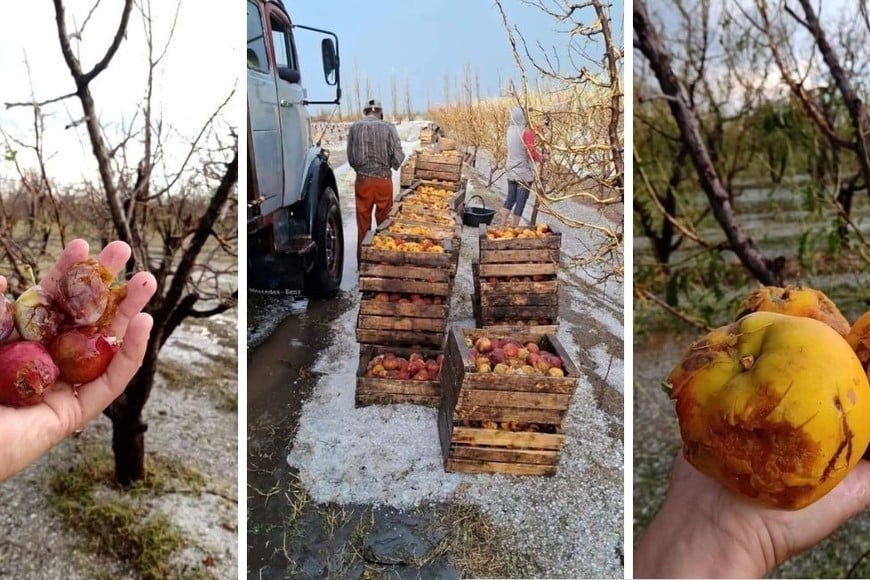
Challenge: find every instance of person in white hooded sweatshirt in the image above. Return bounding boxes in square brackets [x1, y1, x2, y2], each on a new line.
[499, 106, 542, 226]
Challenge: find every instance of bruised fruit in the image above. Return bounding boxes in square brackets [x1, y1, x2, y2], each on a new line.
[667, 311, 870, 510]
[48, 328, 119, 385]
[737, 285, 850, 337]
[0, 299, 14, 343]
[475, 337, 492, 354]
[15, 286, 63, 343]
[57, 259, 118, 326]
[846, 311, 870, 370]
[0, 341, 60, 406]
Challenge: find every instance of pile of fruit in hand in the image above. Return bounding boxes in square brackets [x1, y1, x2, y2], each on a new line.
[0, 259, 126, 407]
[665, 285, 870, 510]
[465, 335, 565, 377]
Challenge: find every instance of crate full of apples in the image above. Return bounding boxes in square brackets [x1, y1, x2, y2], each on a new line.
[437, 326, 579, 476]
[356, 345, 444, 407]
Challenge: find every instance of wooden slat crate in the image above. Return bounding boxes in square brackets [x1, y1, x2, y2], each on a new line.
[397, 183, 465, 213]
[478, 223, 561, 264]
[356, 345, 442, 407]
[379, 218, 461, 242]
[414, 151, 463, 183]
[471, 262, 559, 327]
[400, 154, 417, 187]
[360, 230, 454, 270]
[390, 204, 462, 228]
[357, 291, 450, 348]
[438, 326, 580, 476]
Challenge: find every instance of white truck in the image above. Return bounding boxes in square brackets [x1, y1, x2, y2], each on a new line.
[247, 0, 344, 297]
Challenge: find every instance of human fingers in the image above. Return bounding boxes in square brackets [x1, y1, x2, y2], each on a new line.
[95, 241, 133, 279]
[38, 239, 90, 295]
[107, 272, 156, 338]
[73, 312, 154, 428]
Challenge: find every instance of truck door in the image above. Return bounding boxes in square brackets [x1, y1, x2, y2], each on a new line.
[266, 5, 308, 206]
[247, 0, 282, 215]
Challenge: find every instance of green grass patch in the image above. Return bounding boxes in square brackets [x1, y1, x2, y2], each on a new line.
[47, 446, 212, 580]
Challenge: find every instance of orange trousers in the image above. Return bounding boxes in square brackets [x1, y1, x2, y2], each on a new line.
[355, 174, 393, 266]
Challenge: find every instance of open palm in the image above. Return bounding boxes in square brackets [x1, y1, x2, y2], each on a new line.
[0, 239, 156, 482]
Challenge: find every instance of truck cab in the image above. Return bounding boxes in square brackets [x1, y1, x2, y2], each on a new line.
[247, 0, 344, 297]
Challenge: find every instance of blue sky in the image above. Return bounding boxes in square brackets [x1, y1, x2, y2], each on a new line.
[288, 0, 624, 115]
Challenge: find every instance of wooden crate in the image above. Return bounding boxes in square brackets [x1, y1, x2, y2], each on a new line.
[438, 326, 580, 476]
[357, 345, 442, 407]
[390, 204, 462, 228]
[378, 218, 461, 242]
[357, 292, 449, 349]
[400, 154, 417, 187]
[414, 151, 463, 183]
[471, 262, 559, 327]
[361, 230, 454, 270]
[478, 223, 562, 264]
[398, 183, 465, 212]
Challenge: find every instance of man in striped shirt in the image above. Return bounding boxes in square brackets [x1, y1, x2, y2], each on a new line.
[347, 98, 406, 268]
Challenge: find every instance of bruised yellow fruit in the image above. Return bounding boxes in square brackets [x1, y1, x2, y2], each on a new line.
[846, 311, 870, 370]
[737, 285, 850, 336]
[667, 311, 870, 510]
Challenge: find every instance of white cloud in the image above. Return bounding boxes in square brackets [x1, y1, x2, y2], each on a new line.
[0, 1, 239, 185]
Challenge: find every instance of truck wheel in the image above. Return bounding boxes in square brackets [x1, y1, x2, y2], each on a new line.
[305, 187, 343, 298]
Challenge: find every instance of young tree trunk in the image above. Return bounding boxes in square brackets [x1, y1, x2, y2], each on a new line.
[635, 1, 779, 286]
[106, 323, 160, 484]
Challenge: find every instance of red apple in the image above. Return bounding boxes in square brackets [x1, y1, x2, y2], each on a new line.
[475, 337, 493, 353]
[490, 348, 506, 364]
[525, 342, 540, 355]
[503, 343, 519, 359]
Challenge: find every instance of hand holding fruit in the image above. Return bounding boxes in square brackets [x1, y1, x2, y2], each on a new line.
[634, 453, 870, 579]
[0, 239, 156, 483]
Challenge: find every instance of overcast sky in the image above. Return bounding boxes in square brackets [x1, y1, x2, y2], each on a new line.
[0, 1, 239, 185]
[288, 0, 624, 117]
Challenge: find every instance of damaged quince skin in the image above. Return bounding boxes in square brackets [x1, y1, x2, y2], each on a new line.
[667, 311, 870, 510]
[738, 285, 850, 337]
[846, 311, 870, 370]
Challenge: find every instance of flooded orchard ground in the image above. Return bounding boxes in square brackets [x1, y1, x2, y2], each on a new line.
[247, 122, 625, 578]
[634, 178, 870, 578]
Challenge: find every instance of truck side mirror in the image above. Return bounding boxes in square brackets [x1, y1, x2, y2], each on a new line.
[321, 38, 338, 85]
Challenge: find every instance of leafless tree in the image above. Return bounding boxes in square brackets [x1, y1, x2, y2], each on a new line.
[495, 0, 624, 281]
[4, 0, 238, 484]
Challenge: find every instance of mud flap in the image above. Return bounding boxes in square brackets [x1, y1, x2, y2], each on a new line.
[248, 246, 314, 296]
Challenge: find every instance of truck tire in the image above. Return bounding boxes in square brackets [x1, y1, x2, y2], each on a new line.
[305, 187, 343, 298]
